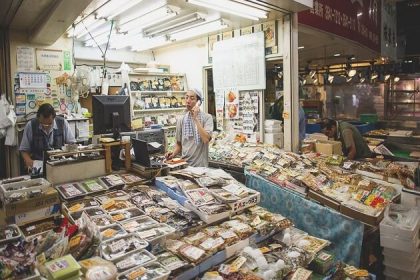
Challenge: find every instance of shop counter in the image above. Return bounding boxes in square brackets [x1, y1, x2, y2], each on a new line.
[245, 171, 364, 266]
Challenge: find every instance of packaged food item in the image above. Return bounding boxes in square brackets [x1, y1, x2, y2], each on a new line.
[96, 190, 130, 204]
[164, 239, 187, 254]
[222, 220, 253, 239]
[183, 232, 208, 246]
[185, 188, 215, 206]
[120, 216, 158, 233]
[118, 262, 170, 280]
[217, 229, 239, 245]
[101, 234, 149, 262]
[204, 226, 222, 237]
[0, 224, 22, 243]
[56, 182, 86, 199]
[115, 249, 156, 273]
[109, 207, 144, 222]
[90, 215, 115, 228]
[44, 254, 81, 280]
[99, 175, 125, 189]
[101, 199, 135, 212]
[289, 267, 312, 280]
[199, 237, 225, 252]
[309, 251, 335, 274]
[120, 173, 145, 185]
[19, 217, 60, 239]
[156, 251, 188, 271]
[100, 224, 127, 241]
[78, 256, 117, 276]
[70, 207, 107, 222]
[80, 178, 107, 193]
[63, 197, 100, 213]
[136, 224, 175, 242]
[178, 244, 206, 263]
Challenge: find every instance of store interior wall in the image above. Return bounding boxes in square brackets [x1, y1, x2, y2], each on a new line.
[154, 37, 209, 93]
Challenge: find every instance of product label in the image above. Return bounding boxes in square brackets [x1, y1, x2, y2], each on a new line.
[68, 203, 83, 212]
[109, 239, 127, 253]
[102, 228, 117, 238]
[229, 256, 247, 272]
[69, 235, 81, 248]
[127, 268, 146, 280]
[47, 259, 69, 273]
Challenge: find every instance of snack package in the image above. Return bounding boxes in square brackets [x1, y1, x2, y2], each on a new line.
[178, 244, 207, 263]
[114, 249, 156, 273]
[156, 251, 188, 272]
[101, 234, 149, 262]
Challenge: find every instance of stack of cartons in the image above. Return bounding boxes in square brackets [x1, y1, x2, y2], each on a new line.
[380, 205, 420, 280]
[264, 119, 283, 147]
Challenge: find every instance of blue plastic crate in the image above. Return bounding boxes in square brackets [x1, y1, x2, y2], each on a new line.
[306, 123, 322, 134]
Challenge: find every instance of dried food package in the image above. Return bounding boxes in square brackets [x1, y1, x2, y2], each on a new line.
[120, 216, 158, 233]
[118, 263, 170, 280]
[96, 190, 130, 203]
[80, 178, 107, 193]
[157, 251, 188, 272]
[56, 182, 86, 199]
[101, 199, 135, 212]
[90, 215, 115, 228]
[109, 207, 144, 222]
[217, 229, 239, 245]
[183, 232, 208, 246]
[119, 173, 145, 185]
[164, 239, 187, 254]
[63, 198, 100, 213]
[115, 249, 156, 273]
[70, 207, 107, 222]
[98, 175, 125, 189]
[199, 237, 225, 252]
[100, 224, 127, 241]
[100, 234, 149, 262]
[178, 244, 207, 263]
[136, 224, 175, 242]
[0, 224, 21, 243]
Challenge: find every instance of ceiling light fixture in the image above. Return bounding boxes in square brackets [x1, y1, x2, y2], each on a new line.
[357, 12, 363, 17]
[143, 13, 206, 38]
[118, 5, 180, 33]
[333, 53, 341, 57]
[370, 72, 378, 80]
[394, 76, 400, 82]
[348, 69, 357, 77]
[186, 0, 267, 21]
[98, 0, 144, 20]
[384, 74, 390, 81]
[328, 74, 334, 83]
[170, 19, 229, 41]
[131, 35, 171, 52]
[309, 70, 316, 78]
[360, 77, 365, 83]
[298, 46, 305, 50]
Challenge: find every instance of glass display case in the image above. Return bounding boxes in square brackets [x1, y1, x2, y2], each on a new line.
[385, 78, 420, 120]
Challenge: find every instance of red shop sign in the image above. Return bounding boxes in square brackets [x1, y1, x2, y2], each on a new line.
[298, 0, 381, 52]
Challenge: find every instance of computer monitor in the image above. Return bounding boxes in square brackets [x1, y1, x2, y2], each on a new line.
[92, 95, 131, 139]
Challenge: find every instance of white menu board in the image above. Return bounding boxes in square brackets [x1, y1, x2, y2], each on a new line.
[213, 32, 266, 91]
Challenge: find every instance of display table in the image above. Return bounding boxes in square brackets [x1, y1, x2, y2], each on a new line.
[245, 171, 364, 266]
[208, 160, 245, 183]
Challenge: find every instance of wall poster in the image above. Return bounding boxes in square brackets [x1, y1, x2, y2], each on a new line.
[36, 49, 64, 71]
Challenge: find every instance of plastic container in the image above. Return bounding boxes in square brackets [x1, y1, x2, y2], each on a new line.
[69, 207, 108, 223]
[98, 175, 125, 189]
[100, 233, 149, 262]
[55, 182, 87, 200]
[96, 190, 130, 204]
[80, 178, 108, 193]
[90, 215, 116, 228]
[383, 252, 420, 272]
[383, 247, 420, 262]
[114, 249, 156, 273]
[380, 204, 420, 241]
[100, 224, 127, 241]
[120, 216, 158, 233]
[380, 229, 419, 253]
[136, 223, 176, 244]
[0, 224, 22, 244]
[63, 197, 101, 214]
[109, 207, 145, 223]
[384, 263, 420, 280]
[117, 262, 170, 280]
[1, 178, 51, 203]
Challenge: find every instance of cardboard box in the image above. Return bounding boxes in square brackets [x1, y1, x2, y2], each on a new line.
[340, 203, 384, 226]
[308, 190, 341, 211]
[315, 140, 342, 155]
[46, 159, 106, 185]
[2, 187, 60, 225]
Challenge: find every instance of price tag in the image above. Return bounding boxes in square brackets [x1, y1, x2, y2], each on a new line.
[229, 256, 246, 272]
[109, 239, 127, 253]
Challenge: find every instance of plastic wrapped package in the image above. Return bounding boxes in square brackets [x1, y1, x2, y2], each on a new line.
[178, 244, 207, 263]
[63, 197, 100, 213]
[100, 224, 127, 241]
[109, 207, 145, 223]
[183, 232, 208, 246]
[117, 262, 170, 280]
[90, 215, 115, 228]
[114, 249, 156, 274]
[101, 199, 135, 213]
[136, 224, 175, 243]
[79, 256, 117, 280]
[96, 190, 130, 204]
[120, 216, 158, 233]
[80, 178, 108, 193]
[156, 252, 188, 272]
[101, 234, 149, 262]
[55, 182, 87, 200]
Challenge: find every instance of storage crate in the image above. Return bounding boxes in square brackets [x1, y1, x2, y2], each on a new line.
[360, 114, 378, 123]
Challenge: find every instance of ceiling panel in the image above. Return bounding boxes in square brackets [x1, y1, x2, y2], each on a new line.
[9, 0, 54, 31]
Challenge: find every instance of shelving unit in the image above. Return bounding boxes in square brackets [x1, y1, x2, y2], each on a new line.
[128, 72, 188, 130]
[385, 78, 420, 120]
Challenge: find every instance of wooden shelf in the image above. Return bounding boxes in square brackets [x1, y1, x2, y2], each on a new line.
[133, 107, 186, 113]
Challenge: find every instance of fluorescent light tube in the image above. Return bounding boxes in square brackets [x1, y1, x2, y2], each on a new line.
[143, 13, 205, 37]
[100, 0, 144, 20]
[118, 6, 179, 33]
[131, 36, 171, 51]
[187, 0, 266, 20]
[170, 19, 228, 41]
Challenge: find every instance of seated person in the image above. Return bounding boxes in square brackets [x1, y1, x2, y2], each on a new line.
[19, 103, 75, 170]
[321, 119, 372, 160]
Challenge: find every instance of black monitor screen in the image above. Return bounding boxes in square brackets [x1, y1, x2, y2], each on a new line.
[92, 95, 131, 135]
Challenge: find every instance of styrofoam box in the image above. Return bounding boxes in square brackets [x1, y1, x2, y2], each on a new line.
[264, 127, 282, 133]
[264, 133, 283, 146]
[1, 178, 51, 202]
[381, 229, 420, 253]
[264, 119, 282, 126]
[383, 247, 420, 262]
[402, 189, 420, 208]
[380, 216, 420, 241]
[384, 253, 420, 272]
[384, 263, 420, 280]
